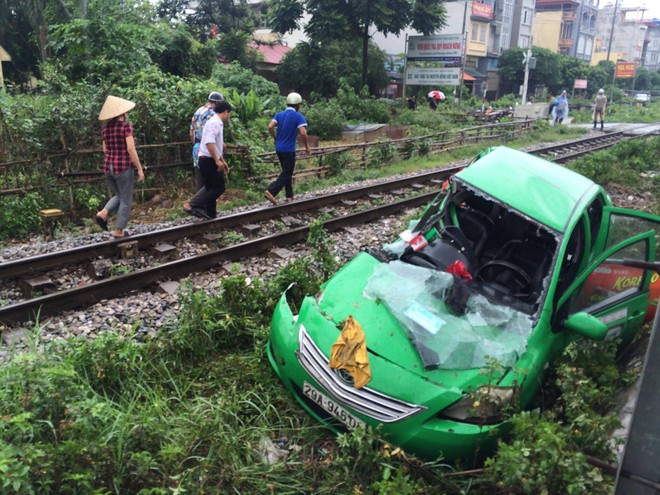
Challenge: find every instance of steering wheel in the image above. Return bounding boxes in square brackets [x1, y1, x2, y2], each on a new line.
[476, 260, 531, 295]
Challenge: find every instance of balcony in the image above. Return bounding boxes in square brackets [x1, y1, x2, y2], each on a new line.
[559, 38, 574, 49]
[562, 12, 576, 22]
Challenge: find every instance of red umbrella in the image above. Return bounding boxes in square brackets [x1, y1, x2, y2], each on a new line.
[427, 90, 446, 100]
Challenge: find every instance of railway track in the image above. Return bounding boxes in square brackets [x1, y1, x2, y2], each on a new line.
[1, 128, 656, 325]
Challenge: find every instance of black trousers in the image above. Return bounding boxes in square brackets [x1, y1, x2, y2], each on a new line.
[267, 151, 296, 199]
[189, 155, 226, 218]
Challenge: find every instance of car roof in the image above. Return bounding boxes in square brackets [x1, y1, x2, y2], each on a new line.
[457, 146, 598, 232]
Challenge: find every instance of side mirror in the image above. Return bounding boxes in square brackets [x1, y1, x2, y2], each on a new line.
[563, 312, 608, 341]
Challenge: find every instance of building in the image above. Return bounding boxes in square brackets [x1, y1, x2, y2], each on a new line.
[592, 6, 648, 66]
[0, 45, 11, 89]
[642, 19, 660, 71]
[373, 0, 537, 98]
[532, 0, 599, 62]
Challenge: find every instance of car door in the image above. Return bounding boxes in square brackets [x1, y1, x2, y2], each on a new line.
[557, 228, 657, 347]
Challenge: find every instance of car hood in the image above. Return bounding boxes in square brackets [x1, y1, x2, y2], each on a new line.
[306, 253, 533, 381]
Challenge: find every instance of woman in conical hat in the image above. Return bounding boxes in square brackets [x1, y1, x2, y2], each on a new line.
[95, 95, 145, 238]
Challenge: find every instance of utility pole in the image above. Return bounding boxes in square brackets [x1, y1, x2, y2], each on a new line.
[606, 0, 619, 63]
[606, 0, 619, 104]
[521, 49, 532, 105]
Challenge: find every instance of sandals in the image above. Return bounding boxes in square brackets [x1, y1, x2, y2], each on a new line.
[95, 215, 108, 231]
[264, 191, 277, 205]
[184, 207, 212, 220]
[112, 230, 131, 239]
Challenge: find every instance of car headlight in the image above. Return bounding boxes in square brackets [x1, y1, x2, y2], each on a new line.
[442, 387, 516, 424]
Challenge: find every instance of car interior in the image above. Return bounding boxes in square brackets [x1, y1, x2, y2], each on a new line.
[400, 181, 559, 314]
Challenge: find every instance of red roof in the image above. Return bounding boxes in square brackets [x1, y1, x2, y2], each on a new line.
[248, 43, 291, 65]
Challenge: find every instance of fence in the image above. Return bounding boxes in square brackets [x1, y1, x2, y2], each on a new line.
[0, 119, 536, 214]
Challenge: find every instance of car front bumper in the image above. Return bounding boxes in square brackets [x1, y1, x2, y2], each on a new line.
[267, 292, 504, 461]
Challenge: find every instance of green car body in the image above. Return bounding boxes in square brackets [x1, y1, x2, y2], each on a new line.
[268, 146, 660, 461]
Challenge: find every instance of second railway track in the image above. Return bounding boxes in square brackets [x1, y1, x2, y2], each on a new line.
[1, 127, 657, 325]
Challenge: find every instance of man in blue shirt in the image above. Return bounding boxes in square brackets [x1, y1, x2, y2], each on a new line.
[264, 92, 311, 205]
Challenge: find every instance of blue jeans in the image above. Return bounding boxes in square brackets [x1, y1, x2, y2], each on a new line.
[103, 168, 134, 230]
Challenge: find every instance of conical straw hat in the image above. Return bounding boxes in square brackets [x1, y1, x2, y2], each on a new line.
[98, 95, 136, 121]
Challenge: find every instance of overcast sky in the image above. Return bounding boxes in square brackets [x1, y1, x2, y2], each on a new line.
[609, 0, 660, 19]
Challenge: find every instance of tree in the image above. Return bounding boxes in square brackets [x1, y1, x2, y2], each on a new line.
[276, 39, 388, 98]
[268, 0, 447, 89]
[176, 0, 260, 65]
[497, 47, 561, 96]
[46, 0, 156, 84]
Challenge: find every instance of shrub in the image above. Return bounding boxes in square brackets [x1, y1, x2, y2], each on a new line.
[323, 151, 354, 176]
[305, 100, 346, 140]
[0, 192, 44, 240]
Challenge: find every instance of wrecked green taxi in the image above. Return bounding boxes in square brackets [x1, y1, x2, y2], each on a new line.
[267, 146, 660, 461]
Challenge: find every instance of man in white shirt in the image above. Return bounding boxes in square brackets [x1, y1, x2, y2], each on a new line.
[184, 100, 233, 219]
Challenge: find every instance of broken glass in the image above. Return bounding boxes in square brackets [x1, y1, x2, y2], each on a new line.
[363, 261, 533, 370]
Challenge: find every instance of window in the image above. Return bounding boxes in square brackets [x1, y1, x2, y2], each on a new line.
[553, 219, 586, 314]
[480, 24, 486, 42]
[586, 196, 604, 250]
[606, 212, 660, 257]
[570, 240, 647, 314]
[521, 36, 529, 47]
[577, 35, 586, 55]
[522, 9, 531, 25]
[471, 23, 478, 41]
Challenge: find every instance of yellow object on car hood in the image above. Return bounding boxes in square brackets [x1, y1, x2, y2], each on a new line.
[329, 316, 371, 388]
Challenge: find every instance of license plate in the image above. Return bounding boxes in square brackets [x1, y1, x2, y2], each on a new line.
[303, 381, 365, 429]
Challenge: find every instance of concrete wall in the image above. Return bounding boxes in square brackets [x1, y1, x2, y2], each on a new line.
[532, 11, 562, 52]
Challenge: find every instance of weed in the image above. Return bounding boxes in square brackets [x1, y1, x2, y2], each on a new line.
[109, 263, 130, 277]
[221, 230, 246, 245]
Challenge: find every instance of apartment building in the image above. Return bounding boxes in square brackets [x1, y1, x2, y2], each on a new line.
[592, 6, 648, 65]
[532, 0, 599, 62]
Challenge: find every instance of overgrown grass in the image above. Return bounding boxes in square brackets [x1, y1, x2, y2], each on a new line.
[570, 100, 660, 125]
[2, 215, 644, 493]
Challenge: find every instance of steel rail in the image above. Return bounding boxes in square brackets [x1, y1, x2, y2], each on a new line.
[0, 167, 460, 281]
[3, 125, 655, 281]
[0, 191, 439, 324]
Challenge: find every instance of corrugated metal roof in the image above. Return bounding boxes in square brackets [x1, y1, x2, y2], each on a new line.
[248, 43, 291, 65]
[343, 124, 387, 132]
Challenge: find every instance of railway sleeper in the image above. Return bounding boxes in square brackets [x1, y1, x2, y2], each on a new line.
[20, 275, 57, 299]
[239, 224, 262, 237]
[198, 233, 223, 246]
[116, 240, 139, 258]
[150, 243, 178, 262]
[86, 259, 114, 280]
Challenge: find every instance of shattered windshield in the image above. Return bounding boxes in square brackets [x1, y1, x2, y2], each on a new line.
[364, 261, 534, 370]
[368, 179, 559, 370]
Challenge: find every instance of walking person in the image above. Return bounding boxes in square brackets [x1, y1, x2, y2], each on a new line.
[184, 100, 234, 219]
[190, 91, 224, 191]
[95, 95, 145, 238]
[264, 92, 311, 205]
[407, 94, 417, 111]
[553, 90, 569, 125]
[593, 88, 607, 131]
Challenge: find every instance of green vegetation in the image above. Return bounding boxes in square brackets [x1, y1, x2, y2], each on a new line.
[497, 47, 660, 98]
[567, 137, 660, 214]
[571, 100, 660, 125]
[1, 223, 642, 494]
